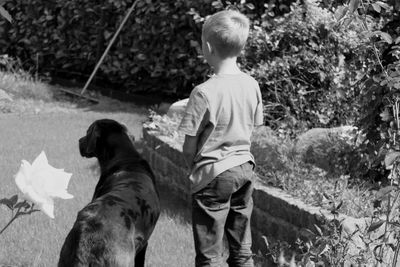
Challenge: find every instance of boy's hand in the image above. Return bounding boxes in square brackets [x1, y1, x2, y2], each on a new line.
[182, 135, 198, 169]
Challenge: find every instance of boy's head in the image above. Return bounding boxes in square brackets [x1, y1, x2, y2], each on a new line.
[202, 10, 250, 60]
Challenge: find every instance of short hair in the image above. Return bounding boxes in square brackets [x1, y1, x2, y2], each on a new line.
[202, 10, 250, 58]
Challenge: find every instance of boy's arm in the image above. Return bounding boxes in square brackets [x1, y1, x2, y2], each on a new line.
[254, 84, 264, 127]
[182, 134, 199, 168]
[177, 87, 208, 169]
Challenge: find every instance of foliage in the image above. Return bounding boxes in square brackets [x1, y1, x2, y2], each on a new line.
[263, 1, 400, 265]
[244, 0, 374, 130]
[0, 0, 12, 23]
[0, 195, 39, 235]
[0, 55, 55, 102]
[257, 187, 363, 266]
[0, 0, 199, 95]
[0, 0, 368, 131]
[147, 112, 375, 218]
[259, 180, 400, 266]
[147, 111, 400, 265]
[344, 0, 400, 183]
[0, 0, 276, 97]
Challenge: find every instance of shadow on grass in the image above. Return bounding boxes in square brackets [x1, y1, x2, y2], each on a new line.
[52, 85, 168, 115]
[85, 158, 191, 224]
[157, 183, 191, 224]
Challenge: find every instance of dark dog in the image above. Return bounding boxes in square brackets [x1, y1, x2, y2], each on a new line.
[58, 119, 160, 267]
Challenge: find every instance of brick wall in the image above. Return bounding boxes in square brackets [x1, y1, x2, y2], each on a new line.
[141, 127, 366, 254]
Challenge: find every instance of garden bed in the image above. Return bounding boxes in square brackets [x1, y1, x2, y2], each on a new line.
[146, 112, 376, 219]
[143, 114, 400, 265]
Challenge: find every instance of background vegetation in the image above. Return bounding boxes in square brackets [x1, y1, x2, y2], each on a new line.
[2, 0, 400, 265]
[0, 0, 397, 130]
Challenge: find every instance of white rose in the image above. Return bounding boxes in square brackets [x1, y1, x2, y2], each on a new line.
[14, 151, 73, 218]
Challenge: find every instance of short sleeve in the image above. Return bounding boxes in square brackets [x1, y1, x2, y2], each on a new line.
[178, 87, 208, 136]
[254, 85, 264, 126]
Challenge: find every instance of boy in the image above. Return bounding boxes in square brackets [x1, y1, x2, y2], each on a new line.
[178, 9, 263, 267]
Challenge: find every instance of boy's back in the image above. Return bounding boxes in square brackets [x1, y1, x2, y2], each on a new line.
[179, 71, 263, 193]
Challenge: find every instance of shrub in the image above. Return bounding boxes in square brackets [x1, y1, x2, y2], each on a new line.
[244, 0, 373, 129]
[0, 0, 276, 96]
[147, 112, 375, 218]
[1, 0, 369, 129]
[0, 55, 53, 101]
[0, 0, 208, 95]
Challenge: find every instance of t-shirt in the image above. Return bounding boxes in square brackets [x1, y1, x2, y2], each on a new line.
[178, 72, 264, 193]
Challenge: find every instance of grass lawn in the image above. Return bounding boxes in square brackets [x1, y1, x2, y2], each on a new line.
[0, 107, 195, 266]
[0, 69, 267, 266]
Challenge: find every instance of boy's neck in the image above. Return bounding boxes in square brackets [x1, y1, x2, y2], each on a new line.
[212, 57, 241, 75]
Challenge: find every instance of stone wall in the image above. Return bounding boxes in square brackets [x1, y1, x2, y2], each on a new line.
[141, 127, 366, 253]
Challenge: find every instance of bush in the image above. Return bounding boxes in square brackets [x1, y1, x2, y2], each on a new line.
[147, 112, 374, 218]
[0, 0, 374, 131]
[0, 55, 53, 101]
[0, 0, 277, 96]
[0, 0, 210, 95]
[244, 0, 374, 129]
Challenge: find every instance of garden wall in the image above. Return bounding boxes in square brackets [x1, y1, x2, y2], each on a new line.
[141, 127, 367, 253]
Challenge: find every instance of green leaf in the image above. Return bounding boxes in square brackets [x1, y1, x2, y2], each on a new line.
[323, 192, 332, 201]
[334, 6, 348, 21]
[375, 186, 397, 201]
[314, 224, 323, 236]
[380, 108, 392, 122]
[343, 17, 354, 27]
[9, 195, 18, 207]
[348, 0, 360, 13]
[137, 54, 147, 60]
[245, 3, 255, 10]
[335, 200, 343, 211]
[376, 1, 391, 10]
[367, 220, 385, 232]
[372, 31, 393, 44]
[0, 5, 12, 23]
[0, 198, 13, 210]
[384, 151, 400, 168]
[371, 3, 381, 13]
[211, 1, 223, 9]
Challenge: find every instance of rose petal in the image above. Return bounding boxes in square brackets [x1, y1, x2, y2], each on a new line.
[14, 151, 73, 219]
[15, 160, 31, 195]
[39, 199, 55, 219]
[31, 151, 49, 170]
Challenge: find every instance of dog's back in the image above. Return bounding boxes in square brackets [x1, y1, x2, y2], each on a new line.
[59, 119, 160, 267]
[58, 201, 134, 267]
[59, 168, 160, 266]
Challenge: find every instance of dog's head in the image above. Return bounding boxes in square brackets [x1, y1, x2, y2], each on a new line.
[79, 119, 134, 159]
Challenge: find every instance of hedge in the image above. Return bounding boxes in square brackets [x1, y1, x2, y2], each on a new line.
[0, 0, 273, 94]
[0, 0, 373, 129]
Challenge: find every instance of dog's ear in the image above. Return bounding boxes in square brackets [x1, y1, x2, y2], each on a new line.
[120, 123, 128, 133]
[86, 123, 100, 155]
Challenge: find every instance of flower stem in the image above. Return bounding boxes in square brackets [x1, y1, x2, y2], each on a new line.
[0, 201, 39, 235]
[0, 211, 20, 235]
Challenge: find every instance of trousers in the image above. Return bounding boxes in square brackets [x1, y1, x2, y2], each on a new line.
[192, 162, 255, 267]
